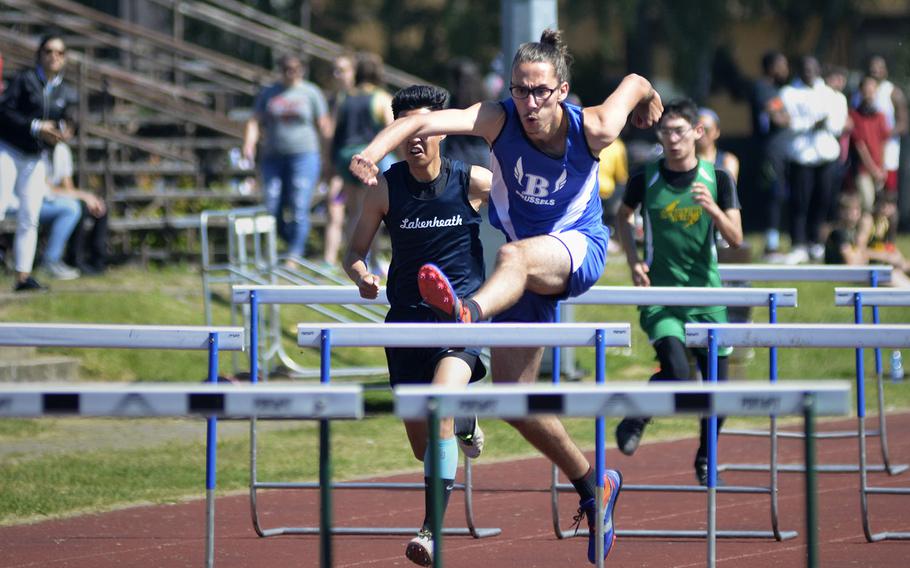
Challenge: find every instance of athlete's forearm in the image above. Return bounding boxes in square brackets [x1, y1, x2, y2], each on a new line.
[712, 209, 743, 248]
[615, 207, 641, 267]
[360, 114, 424, 165]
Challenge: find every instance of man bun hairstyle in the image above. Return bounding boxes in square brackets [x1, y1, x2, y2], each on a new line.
[392, 84, 450, 119]
[512, 28, 573, 84]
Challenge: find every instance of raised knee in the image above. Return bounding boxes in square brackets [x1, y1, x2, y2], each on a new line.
[496, 243, 523, 267]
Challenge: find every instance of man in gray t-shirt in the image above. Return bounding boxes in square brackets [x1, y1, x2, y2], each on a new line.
[243, 54, 331, 261]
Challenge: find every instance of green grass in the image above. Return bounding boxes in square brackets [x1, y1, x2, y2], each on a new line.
[1, 240, 910, 525]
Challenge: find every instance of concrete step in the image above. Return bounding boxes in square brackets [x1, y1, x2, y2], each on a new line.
[0, 356, 81, 382]
[0, 346, 38, 359]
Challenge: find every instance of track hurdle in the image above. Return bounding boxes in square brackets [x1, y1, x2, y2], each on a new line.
[297, 321, 632, 540]
[685, 323, 910, 543]
[834, 288, 910, 542]
[713, 265, 898, 476]
[233, 285, 441, 540]
[0, 382, 363, 568]
[0, 323, 244, 568]
[719, 264, 892, 376]
[396, 382, 852, 568]
[558, 286, 799, 541]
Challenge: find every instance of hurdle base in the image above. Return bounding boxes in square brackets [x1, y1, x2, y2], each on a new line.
[255, 481, 468, 490]
[724, 427, 885, 440]
[555, 481, 771, 495]
[559, 528, 798, 540]
[719, 463, 909, 474]
[866, 486, 910, 495]
[867, 531, 910, 542]
[258, 526, 502, 538]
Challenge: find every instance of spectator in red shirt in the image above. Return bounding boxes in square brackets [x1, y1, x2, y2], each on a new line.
[849, 75, 891, 213]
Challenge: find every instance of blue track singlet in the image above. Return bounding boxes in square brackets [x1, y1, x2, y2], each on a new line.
[488, 99, 605, 241]
[383, 157, 485, 309]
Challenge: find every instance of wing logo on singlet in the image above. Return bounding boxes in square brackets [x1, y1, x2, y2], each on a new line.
[511, 156, 564, 206]
[660, 199, 702, 227]
[399, 214, 464, 230]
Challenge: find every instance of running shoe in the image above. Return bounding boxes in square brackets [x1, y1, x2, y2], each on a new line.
[573, 469, 623, 564]
[405, 528, 434, 567]
[615, 417, 650, 456]
[694, 456, 725, 487]
[455, 415, 484, 459]
[418, 263, 473, 323]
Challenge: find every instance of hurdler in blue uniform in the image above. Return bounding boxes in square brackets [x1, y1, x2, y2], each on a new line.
[343, 84, 492, 568]
[349, 29, 663, 565]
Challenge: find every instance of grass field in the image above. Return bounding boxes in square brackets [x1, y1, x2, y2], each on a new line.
[0, 242, 909, 526]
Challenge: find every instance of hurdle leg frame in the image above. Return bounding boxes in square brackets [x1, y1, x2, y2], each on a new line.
[855, 301, 910, 542]
[205, 332, 220, 568]
[722, 289, 908, 476]
[549, 309, 795, 542]
[247, 321, 501, 538]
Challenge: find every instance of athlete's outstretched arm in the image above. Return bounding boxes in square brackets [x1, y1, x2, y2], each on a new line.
[616, 203, 650, 287]
[583, 74, 663, 154]
[343, 176, 389, 299]
[350, 101, 504, 186]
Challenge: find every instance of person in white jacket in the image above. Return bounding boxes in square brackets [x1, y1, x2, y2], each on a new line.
[779, 56, 846, 263]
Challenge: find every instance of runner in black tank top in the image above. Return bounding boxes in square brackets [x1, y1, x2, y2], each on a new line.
[343, 85, 493, 567]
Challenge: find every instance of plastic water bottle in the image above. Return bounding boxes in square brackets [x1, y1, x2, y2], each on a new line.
[891, 351, 904, 383]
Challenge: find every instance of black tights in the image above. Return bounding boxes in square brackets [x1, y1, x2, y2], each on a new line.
[650, 337, 728, 462]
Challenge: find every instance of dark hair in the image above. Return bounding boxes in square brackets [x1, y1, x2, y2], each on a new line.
[661, 98, 700, 126]
[761, 50, 784, 74]
[511, 28, 572, 84]
[355, 52, 384, 85]
[36, 32, 65, 61]
[392, 85, 450, 119]
[447, 58, 484, 109]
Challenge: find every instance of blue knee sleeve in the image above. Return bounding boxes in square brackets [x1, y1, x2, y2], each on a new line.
[424, 437, 458, 480]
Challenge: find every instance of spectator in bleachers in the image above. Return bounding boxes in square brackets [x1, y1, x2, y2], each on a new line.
[849, 75, 891, 215]
[0, 33, 78, 291]
[52, 142, 108, 275]
[1, 141, 104, 280]
[330, 52, 394, 274]
[750, 50, 790, 258]
[243, 53, 331, 265]
[865, 55, 908, 198]
[779, 56, 844, 264]
[696, 107, 740, 181]
[322, 52, 356, 268]
[825, 192, 910, 286]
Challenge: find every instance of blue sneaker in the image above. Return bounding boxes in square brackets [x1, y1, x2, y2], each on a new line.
[574, 469, 622, 564]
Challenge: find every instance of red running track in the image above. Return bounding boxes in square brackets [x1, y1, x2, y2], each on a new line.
[2, 413, 909, 567]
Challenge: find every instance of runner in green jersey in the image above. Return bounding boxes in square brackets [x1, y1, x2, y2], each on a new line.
[614, 98, 743, 485]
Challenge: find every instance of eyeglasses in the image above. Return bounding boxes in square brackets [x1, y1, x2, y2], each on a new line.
[656, 125, 692, 140]
[41, 48, 65, 56]
[510, 84, 559, 102]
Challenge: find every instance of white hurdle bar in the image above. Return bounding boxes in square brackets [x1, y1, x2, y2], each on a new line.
[718, 263, 892, 283]
[560, 286, 799, 542]
[0, 323, 244, 568]
[232, 286, 499, 540]
[0, 383, 362, 568]
[299, 321, 631, 549]
[396, 382, 851, 568]
[686, 323, 910, 544]
[835, 288, 910, 542]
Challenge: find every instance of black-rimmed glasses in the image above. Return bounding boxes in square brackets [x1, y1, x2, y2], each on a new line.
[510, 84, 559, 102]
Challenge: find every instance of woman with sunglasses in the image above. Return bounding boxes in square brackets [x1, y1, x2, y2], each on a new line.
[0, 32, 78, 291]
[350, 29, 662, 564]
